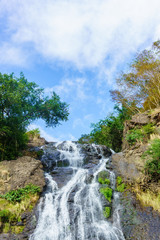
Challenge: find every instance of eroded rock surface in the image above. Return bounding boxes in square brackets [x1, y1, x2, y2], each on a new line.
[0, 156, 45, 194]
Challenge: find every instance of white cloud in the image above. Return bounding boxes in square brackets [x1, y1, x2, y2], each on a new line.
[0, 43, 27, 66]
[45, 77, 89, 101]
[1, 0, 160, 72]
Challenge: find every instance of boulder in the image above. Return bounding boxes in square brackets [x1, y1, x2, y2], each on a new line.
[0, 156, 45, 194]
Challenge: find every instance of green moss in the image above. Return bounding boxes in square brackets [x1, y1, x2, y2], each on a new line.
[116, 176, 122, 185]
[100, 187, 112, 202]
[116, 176, 125, 192]
[103, 207, 111, 218]
[11, 226, 24, 234]
[117, 183, 125, 192]
[98, 177, 110, 185]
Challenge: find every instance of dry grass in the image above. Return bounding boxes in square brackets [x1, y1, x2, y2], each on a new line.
[150, 133, 160, 140]
[133, 185, 160, 213]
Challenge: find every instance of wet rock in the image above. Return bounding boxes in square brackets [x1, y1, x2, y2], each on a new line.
[51, 167, 74, 188]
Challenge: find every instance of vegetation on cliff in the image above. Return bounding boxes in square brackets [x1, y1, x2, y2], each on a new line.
[0, 184, 40, 234]
[0, 72, 69, 161]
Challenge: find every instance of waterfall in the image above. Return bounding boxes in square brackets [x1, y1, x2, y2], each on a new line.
[30, 141, 125, 240]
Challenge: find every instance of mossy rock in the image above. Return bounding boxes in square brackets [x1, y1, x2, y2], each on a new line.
[98, 170, 110, 181]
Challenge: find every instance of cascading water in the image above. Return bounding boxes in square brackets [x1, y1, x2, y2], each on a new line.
[30, 141, 125, 240]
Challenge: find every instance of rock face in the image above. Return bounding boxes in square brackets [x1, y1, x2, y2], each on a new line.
[0, 156, 45, 240]
[111, 108, 160, 240]
[27, 137, 48, 148]
[0, 156, 45, 194]
[42, 142, 111, 188]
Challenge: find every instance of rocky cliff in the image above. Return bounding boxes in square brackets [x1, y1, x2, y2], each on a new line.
[0, 140, 46, 240]
[111, 108, 160, 240]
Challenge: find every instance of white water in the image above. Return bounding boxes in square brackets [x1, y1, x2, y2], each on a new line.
[30, 141, 125, 240]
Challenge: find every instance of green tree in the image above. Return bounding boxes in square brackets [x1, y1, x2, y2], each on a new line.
[86, 105, 130, 152]
[0, 72, 69, 160]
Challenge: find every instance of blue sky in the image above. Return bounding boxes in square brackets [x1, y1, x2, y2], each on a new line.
[1, 0, 160, 141]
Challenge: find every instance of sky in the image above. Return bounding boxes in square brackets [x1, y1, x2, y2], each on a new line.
[1, 0, 160, 142]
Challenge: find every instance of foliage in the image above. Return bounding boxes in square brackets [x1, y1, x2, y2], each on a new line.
[126, 124, 155, 145]
[100, 187, 112, 202]
[0, 210, 11, 222]
[0, 72, 69, 160]
[78, 134, 91, 144]
[110, 40, 160, 114]
[86, 105, 130, 152]
[103, 207, 111, 218]
[143, 139, 160, 180]
[0, 190, 39, 233]
[98, 177, 110, 185]
[0, 184, 40, 203]
[26, 128, 40, 140]
[126, 129, 144, 145]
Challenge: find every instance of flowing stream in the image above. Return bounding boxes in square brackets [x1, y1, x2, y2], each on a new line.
[30, 141, 125, 240]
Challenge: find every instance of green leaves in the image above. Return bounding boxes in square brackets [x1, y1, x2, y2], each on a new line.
[0, 184, 40, 203]
[0, 72, 69, 160]
[126, 123, 155, 145]
[143, 139, 160, 180]
[88, 105, 129, 152]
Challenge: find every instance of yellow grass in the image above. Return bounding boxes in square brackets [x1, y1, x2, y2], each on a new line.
[133, 185, 160, 213]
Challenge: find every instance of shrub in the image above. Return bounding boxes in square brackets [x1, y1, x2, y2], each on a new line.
[143, 139, 160, 180]
[0, 210, 11, 222]
[126, 124, 155, 145]
[126, 128, 144, 145]
[103, 207, 111, 218]
[100, 187, 112, 202]
[0, 184, 40, 203]
[26, 128, 40, 140]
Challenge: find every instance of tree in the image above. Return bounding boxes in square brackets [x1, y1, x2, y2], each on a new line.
[0, 72, 69, 160]
[110, 40, 160, 114]
[86, 105, 130, 152]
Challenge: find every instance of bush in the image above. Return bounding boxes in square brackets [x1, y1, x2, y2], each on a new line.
[100, 187, 112, 202]
[103, 207, 111, 218]
[26, 128, 40, 140]
[126, 124, 155, 145]
[0, 210, 11, 222]
[126, 128, 144, 145]
[0, 184, 40, 203]
[143, 139, 160, 180]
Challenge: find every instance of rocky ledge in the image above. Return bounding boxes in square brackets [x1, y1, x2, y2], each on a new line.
[0, 156, 45, 240]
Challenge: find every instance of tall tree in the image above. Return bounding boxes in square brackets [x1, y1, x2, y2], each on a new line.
[110, 40, 160, 113]
[0, 73, 69, 160]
